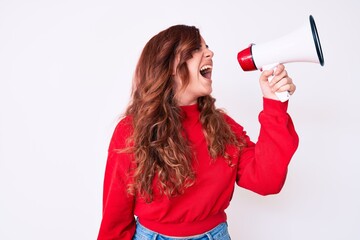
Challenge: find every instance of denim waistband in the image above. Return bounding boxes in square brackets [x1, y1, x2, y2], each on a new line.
[133, 221, 231, 240]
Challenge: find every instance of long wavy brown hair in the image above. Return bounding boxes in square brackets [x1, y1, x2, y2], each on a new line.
[123, 25, 246, 202]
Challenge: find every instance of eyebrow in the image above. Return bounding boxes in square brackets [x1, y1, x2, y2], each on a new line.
[198, 43, 209, 49]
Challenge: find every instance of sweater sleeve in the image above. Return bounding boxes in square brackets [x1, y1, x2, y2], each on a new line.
[97, 119, 136, 240]
[234, 98, 299, 195]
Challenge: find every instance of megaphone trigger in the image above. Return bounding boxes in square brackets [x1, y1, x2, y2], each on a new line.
[260, 62, 279, 73]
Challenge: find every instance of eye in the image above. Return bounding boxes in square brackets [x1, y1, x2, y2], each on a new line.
[194, 45, 202, 51]
[193, 43, 209, 53]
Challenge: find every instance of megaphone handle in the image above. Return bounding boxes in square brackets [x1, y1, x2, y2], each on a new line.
[262, 63, 290, 102]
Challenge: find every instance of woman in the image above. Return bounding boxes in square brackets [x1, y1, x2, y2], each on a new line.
[97, 25, 299, 240]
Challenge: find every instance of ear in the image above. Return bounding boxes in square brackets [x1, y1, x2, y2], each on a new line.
[172, 69, 183, 94]
[172, 55, 181, 75]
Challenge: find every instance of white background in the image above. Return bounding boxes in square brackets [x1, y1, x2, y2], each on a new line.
[1, 0, 359, 239]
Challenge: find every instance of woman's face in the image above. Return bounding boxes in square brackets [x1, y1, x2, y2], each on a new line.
[173, 37, 214, 106]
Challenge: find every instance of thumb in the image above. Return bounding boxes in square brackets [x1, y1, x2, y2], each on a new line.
[259, 69, 274, 82]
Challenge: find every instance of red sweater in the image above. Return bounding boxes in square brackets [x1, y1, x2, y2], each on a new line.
[97, 98, 299, 239]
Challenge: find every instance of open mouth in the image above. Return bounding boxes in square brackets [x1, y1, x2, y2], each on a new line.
[200, 65, 212, 80]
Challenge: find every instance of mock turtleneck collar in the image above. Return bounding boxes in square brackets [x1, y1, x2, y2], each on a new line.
[180, 104, 200, 121]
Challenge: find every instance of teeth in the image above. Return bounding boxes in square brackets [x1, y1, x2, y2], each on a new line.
[200, 65, 212, 72]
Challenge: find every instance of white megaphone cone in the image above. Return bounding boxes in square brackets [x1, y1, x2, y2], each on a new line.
[237, 15, 325, 102]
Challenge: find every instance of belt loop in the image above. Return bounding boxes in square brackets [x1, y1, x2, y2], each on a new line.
[152, 233, 158, 240]
[206, 233, 213, 240]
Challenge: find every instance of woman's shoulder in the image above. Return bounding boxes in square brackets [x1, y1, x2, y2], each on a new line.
[115, 115, 133, 131]
[221, 112, 245, 134]
[109, 115, 133, 150]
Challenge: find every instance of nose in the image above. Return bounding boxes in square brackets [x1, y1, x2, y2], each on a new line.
[205, 48, 214, 58]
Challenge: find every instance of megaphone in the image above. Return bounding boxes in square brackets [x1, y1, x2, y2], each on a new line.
[237, 15, 324, 102]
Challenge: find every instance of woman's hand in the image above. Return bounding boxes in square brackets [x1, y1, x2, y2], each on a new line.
[259, 64, 296, 101]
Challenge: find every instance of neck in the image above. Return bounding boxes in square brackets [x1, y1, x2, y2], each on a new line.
[176, 96, 197, 106]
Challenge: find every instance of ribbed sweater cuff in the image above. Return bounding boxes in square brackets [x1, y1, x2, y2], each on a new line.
[262, 97, 289, 116]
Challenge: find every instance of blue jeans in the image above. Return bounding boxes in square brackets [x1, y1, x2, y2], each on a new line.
[133, 221, 231, 240]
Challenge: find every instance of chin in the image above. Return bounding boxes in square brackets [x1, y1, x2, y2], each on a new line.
[202, 89, 212, 96]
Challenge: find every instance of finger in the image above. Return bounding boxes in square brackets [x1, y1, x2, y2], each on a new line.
[263, 69, 275, 77]
[289, 84, 296, 95]
[260, 69, 275, 82]
[269, 70, 288, 86]
[272, 77, 292, 92]
[274, 64, 285, 75]
[276, 84, 292, 93]
[277, 84, 296, 95]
